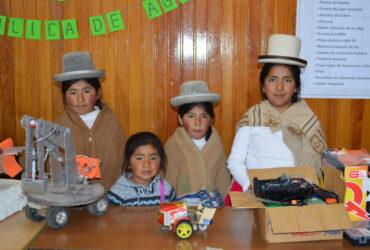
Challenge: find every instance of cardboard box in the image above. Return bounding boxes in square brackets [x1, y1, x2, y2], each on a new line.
[344, 165, 370, 221]
[230, 166, 352, 243]
[322, 149, 370, 220]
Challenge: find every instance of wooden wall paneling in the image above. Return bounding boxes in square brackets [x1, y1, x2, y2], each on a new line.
[0, 38, 3, 139]
[167, 3, 182, 139]
[232, 0, 249, 124]
[141, 2, 155, 133]
[335, 99, 351, 148]
[343, 99, 360, 148]
[37, 0, 52, 123]
[194, 0, 207, 81]
[324, 99, 339, 148]
[260, 0, 275, 55]
[90, 0, 104, 114]
[288, 0, 297, 33]
[56, 0, 77, 123]
[350, 99, 364, 148]
[24, 0, 41, 125]
[50, 2, 64, 122]
[154, 10, 169, 142]
[0, 0, 16, 141]
[62, 0, 78, 53]
[75, 0, 90, 51]
[102, 0, 118, 112]
[0, 2, 4, 139]
[207, 1, 222, 132]
[89, 0, 101, 61]
[181, 0, 194, 81]
[344, 99, 361, 148]
[273, 0, 289, 34]
[115, 0, 130, 138]
[127, 0, 143, 135]
[247, 0, 262, 109]
[0, 40, 3, 139]
[220, 0, 235, 153]
[1, 0, 370, 153]
[12, 0, 27, 146]
[0, 3, 3, 139]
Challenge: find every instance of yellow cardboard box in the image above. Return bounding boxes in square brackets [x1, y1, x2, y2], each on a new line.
[230, 166, 352, 243]
[344, 165, 370, 221]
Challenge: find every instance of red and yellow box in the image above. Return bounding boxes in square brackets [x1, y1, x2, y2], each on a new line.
[344, 165, 370, 221]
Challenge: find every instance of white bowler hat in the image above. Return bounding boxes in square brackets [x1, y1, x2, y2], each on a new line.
[258, 34, 307, 68]
[171, 80, 220, 107]
[53, 51, 105, 82]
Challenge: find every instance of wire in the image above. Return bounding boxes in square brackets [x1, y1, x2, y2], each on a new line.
[34, 124, 58, 144]
[242, 191, 287, 205]
[286, 174, 314, 185]
[264, 173, 291, 187]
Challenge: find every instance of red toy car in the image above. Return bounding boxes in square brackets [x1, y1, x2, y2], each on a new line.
[158, 202, 216, 239]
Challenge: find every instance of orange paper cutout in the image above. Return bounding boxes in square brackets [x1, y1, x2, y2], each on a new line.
[0, 138, 23, 177]
[76, 156, 101, 179]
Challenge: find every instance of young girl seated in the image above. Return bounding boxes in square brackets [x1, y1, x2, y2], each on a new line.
[108, 132, 176, 206]
[53, 51, 126, 191]
[227, 34, 327, 197]
[165, 80, 231, 203]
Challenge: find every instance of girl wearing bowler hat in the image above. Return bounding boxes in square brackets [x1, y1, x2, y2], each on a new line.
[165, 80, 231, 204]
[54, 51, 126, 191]
[226, 34, 327, 203]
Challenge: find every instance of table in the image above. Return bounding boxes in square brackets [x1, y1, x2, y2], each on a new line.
[29, 206, 358, 249]
[0, 210, 45, 250]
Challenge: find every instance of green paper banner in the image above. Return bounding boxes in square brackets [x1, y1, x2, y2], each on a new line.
[8, 17, 24, 38]
[26, 19, 41, 39]
[106, 11, 125, 32]
[62, 19, 79, 39]
[89, 15, 107, 36]
[142, 0, 163, 20]
[0, 16, 6, 35]
[160, 0, 178, 13]
[0, 0, 190, 39]
[45, 20, 60, 40]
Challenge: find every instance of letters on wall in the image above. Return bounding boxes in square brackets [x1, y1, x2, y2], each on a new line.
[0, 0, 190, 40]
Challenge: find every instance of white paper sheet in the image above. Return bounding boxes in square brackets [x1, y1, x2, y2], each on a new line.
[297, 0, 370, 99]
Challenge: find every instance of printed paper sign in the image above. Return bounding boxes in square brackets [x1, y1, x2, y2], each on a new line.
[297, 0, 370, 99]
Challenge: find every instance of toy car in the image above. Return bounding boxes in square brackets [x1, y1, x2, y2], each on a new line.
[158, 202, 216, 239]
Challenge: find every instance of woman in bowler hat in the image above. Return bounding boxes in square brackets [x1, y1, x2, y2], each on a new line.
[54, 51, 126, 191]
[165, 80, 231, 205]
[226, 34, 327, 204]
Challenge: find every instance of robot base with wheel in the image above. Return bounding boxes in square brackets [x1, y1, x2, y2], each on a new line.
[20, 115, 108, 229]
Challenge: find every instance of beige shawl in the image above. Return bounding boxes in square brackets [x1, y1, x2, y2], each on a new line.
[56, 104, 126, 190]
[237, 100, 327, 174]
[164, 127, 231, 197]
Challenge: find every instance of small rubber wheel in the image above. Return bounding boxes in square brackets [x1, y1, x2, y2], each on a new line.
[176, 220, 193, 240]
[87, 196, 109, 216]
[46, 206, 69, 229]
[25, 206, 45, 222]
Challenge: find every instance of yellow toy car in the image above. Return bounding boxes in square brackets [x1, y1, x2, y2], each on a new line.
[158, 202, 216, 239]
